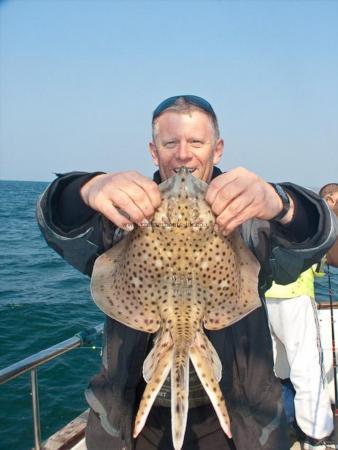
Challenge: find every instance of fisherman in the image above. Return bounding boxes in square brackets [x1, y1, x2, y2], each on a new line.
[265, 268, 335, 449]
[36, 95, 338, 450]
[315, 183, 338, 302]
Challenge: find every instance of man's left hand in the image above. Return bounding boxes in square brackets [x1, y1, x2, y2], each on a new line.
[205, 167, 294, 235]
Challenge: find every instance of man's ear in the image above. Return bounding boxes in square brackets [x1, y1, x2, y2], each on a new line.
[213, 139, 224, 165]
[149, 142, 159, 166]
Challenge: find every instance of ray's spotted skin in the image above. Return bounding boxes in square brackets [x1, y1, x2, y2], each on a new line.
[90, 167, 261, 450]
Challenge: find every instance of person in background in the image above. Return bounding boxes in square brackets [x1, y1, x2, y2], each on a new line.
[315, 184, 338, 303]
[36, 95, 338, 450]
[314, 183, 338, 450]
[265, 268, 335, 450]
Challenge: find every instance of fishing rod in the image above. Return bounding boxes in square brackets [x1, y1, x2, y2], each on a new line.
[328, 263, 338, 417]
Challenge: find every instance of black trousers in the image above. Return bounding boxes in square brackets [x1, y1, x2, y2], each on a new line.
[86, 307, 290, 450]
[209, 306, 290, 450]
[86, 404, 236, 450]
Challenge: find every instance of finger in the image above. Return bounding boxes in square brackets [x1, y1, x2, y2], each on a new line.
[209, 181, 246, 217]
[100, 201, 135, 230]
[128, 174, 162, 210]
[216, 197, 255, 235]
[205, 174, 233, 205]
[206, 168, 246, 203]
[118, 184, 156, 220]
[109, 189, 149, 225]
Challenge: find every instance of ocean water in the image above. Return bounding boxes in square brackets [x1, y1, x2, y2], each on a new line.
[315, 264, 338, 302]
[0, 180, 104, 450]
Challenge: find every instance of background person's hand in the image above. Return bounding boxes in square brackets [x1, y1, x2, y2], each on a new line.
[80, 171, 161, 230]
[205, 167, 294, 235]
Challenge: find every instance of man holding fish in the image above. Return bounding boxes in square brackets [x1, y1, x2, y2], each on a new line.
[37, 95, 338, 450]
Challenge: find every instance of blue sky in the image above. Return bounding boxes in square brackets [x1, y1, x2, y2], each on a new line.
[0, 0, 337, 187]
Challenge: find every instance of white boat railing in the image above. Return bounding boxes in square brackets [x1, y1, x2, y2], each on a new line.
[0, 322, 104, 450]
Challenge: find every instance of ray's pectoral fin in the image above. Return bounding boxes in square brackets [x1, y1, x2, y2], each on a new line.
[190, 331, 232, 438]
[90, 234, 160, 333]
[134, 333, 174, 439]
[203, 232, 262, 329]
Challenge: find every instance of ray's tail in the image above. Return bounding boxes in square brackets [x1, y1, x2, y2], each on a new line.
[171, 347, 190, 450]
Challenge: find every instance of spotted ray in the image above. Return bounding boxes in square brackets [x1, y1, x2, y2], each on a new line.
[91, 167, 262, 450]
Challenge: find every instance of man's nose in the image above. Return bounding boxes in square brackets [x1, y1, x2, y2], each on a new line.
[176, 141, 191, 160]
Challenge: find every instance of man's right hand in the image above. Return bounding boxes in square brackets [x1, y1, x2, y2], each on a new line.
[80, 172, 162, 230]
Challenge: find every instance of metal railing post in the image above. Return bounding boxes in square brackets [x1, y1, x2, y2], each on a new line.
[0, 322, 104, 449]
[31, 368, 42, 450]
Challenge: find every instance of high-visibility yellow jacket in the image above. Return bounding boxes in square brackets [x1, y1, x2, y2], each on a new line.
[265, 266, 322, 299]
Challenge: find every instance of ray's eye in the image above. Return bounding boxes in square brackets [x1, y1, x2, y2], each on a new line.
[192, 208, 199, 220]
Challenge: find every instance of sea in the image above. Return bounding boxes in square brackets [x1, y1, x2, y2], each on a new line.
[0, 180, 104, 450]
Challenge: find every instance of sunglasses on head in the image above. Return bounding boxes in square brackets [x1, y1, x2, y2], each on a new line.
[152, 95, 217, 121]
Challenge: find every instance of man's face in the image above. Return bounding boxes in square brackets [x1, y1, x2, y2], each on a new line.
[149, 110, 223, 182]
[325, 192, 338, 216]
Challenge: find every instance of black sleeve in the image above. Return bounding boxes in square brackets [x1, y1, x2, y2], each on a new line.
[243, 182, 338, 293]
[36, 172, 117, 276]
[272, 188, 318, 243]
[50, 172, 104, 231]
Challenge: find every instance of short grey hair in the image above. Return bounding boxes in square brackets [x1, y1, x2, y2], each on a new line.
[151, 96, 220, 144]
[319, 183, 338, 198]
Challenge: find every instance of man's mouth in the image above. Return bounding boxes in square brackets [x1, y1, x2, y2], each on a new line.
[173, 168, 196, 174]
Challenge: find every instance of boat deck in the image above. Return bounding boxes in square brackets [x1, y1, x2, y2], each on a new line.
[43, 409, 303, 450]
[44, 410, 88, 450]
[45, 437, 303, 450]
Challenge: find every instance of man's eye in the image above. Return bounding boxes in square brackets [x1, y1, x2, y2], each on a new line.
[164, 141, 177, 149]
[190, 140, 203, 147]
